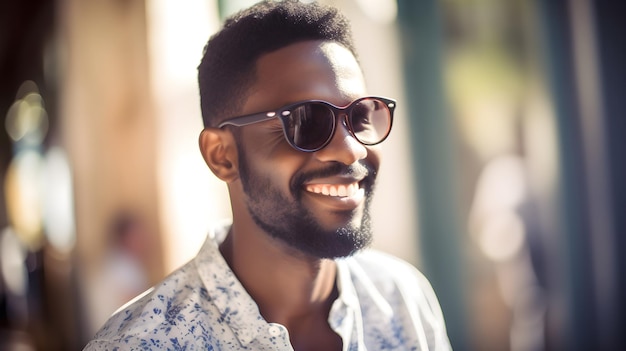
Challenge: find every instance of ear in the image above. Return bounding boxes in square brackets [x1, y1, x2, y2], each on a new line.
[199, 128, 239, 182]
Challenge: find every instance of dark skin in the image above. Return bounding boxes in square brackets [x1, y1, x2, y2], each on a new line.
[199, 40, 382, 351]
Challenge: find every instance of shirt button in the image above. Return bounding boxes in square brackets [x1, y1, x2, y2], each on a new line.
[268, 325, 282, 336]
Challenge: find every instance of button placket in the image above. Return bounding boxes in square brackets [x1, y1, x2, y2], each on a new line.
[268, 324, 283, 337]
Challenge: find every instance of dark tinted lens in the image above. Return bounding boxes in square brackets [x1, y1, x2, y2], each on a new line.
[284, 103, 334, 150]
[349, 98, 392, 145]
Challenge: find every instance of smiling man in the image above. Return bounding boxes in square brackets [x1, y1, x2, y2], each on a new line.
[84, 1, 451, 350]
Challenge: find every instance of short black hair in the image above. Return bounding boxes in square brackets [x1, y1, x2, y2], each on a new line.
[198, 0, 358, 127]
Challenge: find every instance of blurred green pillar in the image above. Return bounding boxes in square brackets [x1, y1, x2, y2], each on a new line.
[537, 0, 626, 349]
[535, 1, 595, 349]
[396, 0, 468, 349]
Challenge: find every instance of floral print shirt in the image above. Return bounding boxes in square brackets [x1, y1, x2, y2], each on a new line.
[84, 223, 451, 350]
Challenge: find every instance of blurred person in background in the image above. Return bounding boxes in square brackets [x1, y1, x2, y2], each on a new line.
[85, 211, 150, 334]
[84, 1, 450, 350]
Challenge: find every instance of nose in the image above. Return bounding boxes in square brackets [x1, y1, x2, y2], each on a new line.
[314, 115, 367, 165]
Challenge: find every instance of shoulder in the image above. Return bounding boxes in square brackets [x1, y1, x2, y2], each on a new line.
[84, 260, 217, 350]
[343, 249, 445, 315]
[339, 250, 452, 349]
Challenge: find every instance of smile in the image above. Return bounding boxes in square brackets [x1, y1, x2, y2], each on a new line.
[304, 182, 361, 197]
[303, 180, 366, 211]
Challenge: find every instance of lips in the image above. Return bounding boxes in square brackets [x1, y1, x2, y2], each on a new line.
[297, 163, 372, 209]
[301, 173, 367, 213]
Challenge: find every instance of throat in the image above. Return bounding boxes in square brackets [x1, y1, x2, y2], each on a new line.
[256, 258, 339, 324]
[272, 280, 342, 351]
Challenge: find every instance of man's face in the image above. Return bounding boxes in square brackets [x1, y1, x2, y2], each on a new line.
[234, 40, 382, 258]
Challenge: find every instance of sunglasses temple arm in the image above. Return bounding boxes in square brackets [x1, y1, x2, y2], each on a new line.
[218, 112, 278, 128]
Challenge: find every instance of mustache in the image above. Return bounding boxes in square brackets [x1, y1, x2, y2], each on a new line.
[291, 161, 376, 194]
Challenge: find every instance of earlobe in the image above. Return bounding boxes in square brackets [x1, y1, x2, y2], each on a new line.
[198, 128, 239, 182]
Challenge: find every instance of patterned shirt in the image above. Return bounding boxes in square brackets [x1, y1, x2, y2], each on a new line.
[84, 222, 451, 350]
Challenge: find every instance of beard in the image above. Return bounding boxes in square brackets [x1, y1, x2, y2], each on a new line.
[237, 148, 376, 259]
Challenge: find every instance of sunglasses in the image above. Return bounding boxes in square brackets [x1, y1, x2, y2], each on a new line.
[218, 96, 396, 152]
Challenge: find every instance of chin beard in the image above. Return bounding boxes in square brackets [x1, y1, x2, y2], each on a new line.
[238, 148, 375, 259]
[249, 195, 374, 259]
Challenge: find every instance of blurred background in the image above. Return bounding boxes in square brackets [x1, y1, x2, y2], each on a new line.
[0, 0, 624, 350]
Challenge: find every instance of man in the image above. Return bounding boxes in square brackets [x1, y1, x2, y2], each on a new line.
[84, 1, 451, 350]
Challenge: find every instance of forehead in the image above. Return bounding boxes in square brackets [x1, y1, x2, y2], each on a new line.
[243, 40, 366, 113]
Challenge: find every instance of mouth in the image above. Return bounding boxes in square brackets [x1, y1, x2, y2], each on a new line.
[304, 181, 361, 197]
[295, 162, 373, 211]
[302, 178, 366, 211]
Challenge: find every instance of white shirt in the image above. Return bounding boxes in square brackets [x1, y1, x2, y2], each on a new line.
[84, 223, 451, 350]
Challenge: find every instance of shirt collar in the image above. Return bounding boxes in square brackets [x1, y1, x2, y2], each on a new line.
[194, 221, 268, 347]
[335, 258, 360, 310]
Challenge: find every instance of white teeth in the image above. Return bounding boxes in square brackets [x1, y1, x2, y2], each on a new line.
[321, 186, 330, 195]
[338, 185, 347, 197]
[306, 182, 359, 197]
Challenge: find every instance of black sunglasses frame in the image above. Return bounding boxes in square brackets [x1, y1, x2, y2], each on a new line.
[217, 96, 396, 153]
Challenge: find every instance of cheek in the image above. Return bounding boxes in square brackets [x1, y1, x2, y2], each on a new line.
[240, 128, 308, 194]
[365, 145, 382, 171]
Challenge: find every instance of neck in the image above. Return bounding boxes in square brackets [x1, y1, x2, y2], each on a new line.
[219, 222, 339, 328]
